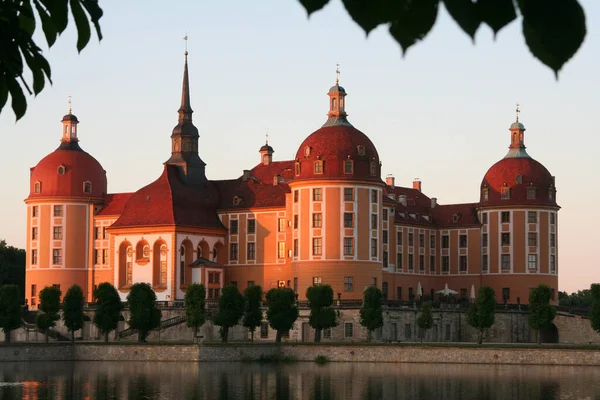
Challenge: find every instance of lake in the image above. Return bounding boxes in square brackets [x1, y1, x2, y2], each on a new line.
[1, 361, 599, 399]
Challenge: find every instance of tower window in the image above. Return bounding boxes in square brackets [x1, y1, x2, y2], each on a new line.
[344, 188, 354, 201]
[370, 161, 377, 176]
[312, 213, 322, 228]
[357, 145, 365, 156]
[57, 166, 65, 175]
[83, 181, 92, 194]
[528, 211, 537, 223]
[501, 233, 510, 246]
[312, 238, 322, 255]
[528, 254, 538, 270]
[516, 174, 522, 184]
[34, 181, 41, 193]
[527, 187, 537, 199]
[481, 188, 489, 201]
[331, 98, 337, 108]
[314, 161, 323, 174]
[313, 188, 322, 201]
[294, 162, 300, 176]
[500, 187, 510, 199]
[344, 160, 353, 174]
[53, 205, 63, 217]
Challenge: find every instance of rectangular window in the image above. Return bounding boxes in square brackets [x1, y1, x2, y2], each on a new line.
[442, 256, 449, 272]
[397, 287, 402, 300]
[482, 254, 488, 272]
[53, 226, 63, 240]
[293, 277, 298, 293]
[312, 213, 322, 227]
[32, 206, 38, 218]
[102, 227, 107, 239]
[53, 205, 63, 217]
[501, 187, 510, 199]
[501, 211, 510, 223]
[278, 242, 286, 259]
[344, 188, 354, 201]
[344, 237, 353, 255]
[230, 281, 238, 287]
[408, 233, 414, 247]
[501, 254, 511, 271]
[528, 254, 537, 270]
[230, 243, 238, 260]
[94, 227, 101, 240]
[550, 213, 556, 225]
[371, 239, 377, 257]
[344, 160, 353, 173]
[502, 288, 510, 301]
[397, 231, 403, 244]
[383, 251, 388, 268]
[405, 324, 412, 339]
[550, 255, 556, 272]
[371, 214, 377, 229]
[459, 234, 467, 248]
[31, 284, 37, 298]
[550, 233, 556, 247]
[344, 322, 354, 339]
[294, 190, 299, 203]
[247, 243, 255, 260]
[278, 218, 286, 232]
[260, 322, 269, 339]
[52, 249, 62, 265]
[528, 232, 537, 246]
[293, 239, 298, 257]
[312, 238, 322, 255]
[430, 255, 435, 272]
[230, 220, 238, 234]
[482, 212, 488, 224]
[408, 287, 414, 301]
[528, 211, 538, 223]
[482, 233, 488, 247]
[459, 255, 467, 272]
[293, 214, 298, 229]
[95, 250, 102, 265]
[382, 230, 388, 244]
[383, 209, 388, 220]
[314, 161, 323, 174]
[313, 276, 322, 285]
[408, 254, 414, 271]
[419, 255, 424, 272]
[502, 232, 510, 246]
[430, 234, 435, 248]
[323, 328, 332, 339]
[527, 187, 536, 199]
[102, 249, 108, 264]
[344, 213, 353, 228]
[396, 253, 402, 271]
[248, 219, 256, 233]
[371, 189, 377, 203]
[31, 227, 38, 240]
[442, 235, 449, 249]
[214, 273, 220, 284]
[31, 249, 38, 265]
[313, 188, 322, 201]
[382, 282, 388, 300]
[344, 276, 353, 291]
[419, 234, 424, 248]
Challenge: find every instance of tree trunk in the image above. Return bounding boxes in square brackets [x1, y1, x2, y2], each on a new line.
[478, 329, 483, 345]
[314, 328, 321, 343]
[275, 330, 282, 343]
[193, 326, 198, 343]
[367, 330, 372, 342]
[5, 330, 10, 344]
[222, 327, 229, 343]
[44, 329, 49, 344]
[104, 331, 109, 343]
[138, 332, 143, 343]
[71, 330, 75, 344]
[537, 330, 542, 345]
[251, 330, 254, 343]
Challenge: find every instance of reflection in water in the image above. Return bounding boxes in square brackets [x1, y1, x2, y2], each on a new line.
[1, 361, 600, 399]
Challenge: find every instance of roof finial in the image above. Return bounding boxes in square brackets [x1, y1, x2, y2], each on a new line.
[516, 102, 520, 122]
[184, 33, 188, 57]
[68, 94, 72, 114]
[335, 62, 340, 85]
[265, 129, 269, 145]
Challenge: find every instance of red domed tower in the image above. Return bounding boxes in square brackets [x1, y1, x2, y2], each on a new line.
[478, 107, 559, 304]
[25, 107, 107, 307]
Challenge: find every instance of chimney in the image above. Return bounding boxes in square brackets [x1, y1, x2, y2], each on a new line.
[398, 194, 407, 207]
[242, 170, 250, 181]
[273, 174, 280, 186]
[385, 175, 395, 187]
[431, 197, 437, 208]
[413, 178, 422, 192]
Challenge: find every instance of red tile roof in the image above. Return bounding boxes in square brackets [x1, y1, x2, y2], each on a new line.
[432, 203, 480, 227]
[97, 193, 134, 216]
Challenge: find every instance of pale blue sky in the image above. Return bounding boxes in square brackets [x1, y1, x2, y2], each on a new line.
[1, 0, 598, 293]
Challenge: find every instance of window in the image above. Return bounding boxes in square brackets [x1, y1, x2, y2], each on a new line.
[482, 233, 488, 247]
[31, 284, 37, 298]
[528, 254, 537, 270]
[312, 238, 322, 255]
[501, 211, 510, 223]
[370, 161, 377, 176]
[371, 239, 377, 257]
[383, 209, 388, 220]
[442, 256, 449, 272]
[230, 281, 238, 287]
[247, 243, 255, 260]
[527, 187, 537, 199]
[550, 255, 556, 272]
[53, 226, 63, 240]
[430, 234, 435, 248]
[549, 188, 555, 200]
[459, 255, 467, 272]
[550, 213, 556, 225]
[31, 249, 38, 265]
[323, 328, 332, 339]
[294, 190, 299, 203]
[295, 162, 300, 176]
[397, 231, 403, 244]
[528, 232, 537, 246]
[142, 245, 150, 258]
[95, 250, 102, 265]
[312, 213, 322, 227]
[344, 213, 353, 228]
[94, 227, 101, 240]
[293, 215, 298, 229]
[314, 160, 323, 174]
[103, 249, 109, 264]
[230, 243, 238, 260]
[34, 181, 41, 193]
[383, 251, 388, 268]
[248, 219, 256, 233]
[313, 276, 322, 285]
[260, 322, 269, 339]
[501, 187, 510, 199]
[32, 206, 38, 218]
[482, 255, 488, 272]
[383, 230, 388, 244]
[293, 239, 298, 257]
[482, 213, 488, 224]
[405, 324, 412, 339]
[344, 238, 353, 255]
[357, 145, 365, 156]
[396, 253, 402, 271]
[459, 235, 467, 248]
[407, 233, 414, 248]
[344, 322, 354, 339]
[482, 188, 489, 201]
[278, 242, 286, 259]
[293, 277, 298, 293]
[53, 205, 63, 217]
[442, 235, 449, 249]
[382, 282, 388, 300]
[430, 255, 435, 272]
[419, 234, 425, 248]
[371, 189, 377, 203]
[52, 249, 62, 265]
[31, 227, 38, 240]
[408, 254, 414, 271]
[313, 188, 322, 201]
[408, 287, 414, 301]
[550, 233, 556, 247]
[397, 287, 402, 300]
[502, 288, 510, 301]
[230, 220, 238, 234]
[501, 254, 511, 271]
[419, 255, 425, 272]
[344, 276, 353, 291]
[371, 214, 377, 229]
[528, 211, 538, 224]
[83, 181, 92, 193]
[344, 188, 354, 201]
[516, 174, 523, 184]
[344, 160, 353, 174]
[501, 233, 510, 246]
[278, 218, 286, 232]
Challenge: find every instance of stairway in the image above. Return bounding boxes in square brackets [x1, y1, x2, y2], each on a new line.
[118, 315, 187, 339]
[21, 318, 71, 341]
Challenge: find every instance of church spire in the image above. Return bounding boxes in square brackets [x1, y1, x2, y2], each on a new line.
[178, 47, 193, 121]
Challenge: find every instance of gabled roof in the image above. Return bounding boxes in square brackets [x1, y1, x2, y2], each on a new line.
[97, 193, 134, 216]
[189, 256, 222, 267]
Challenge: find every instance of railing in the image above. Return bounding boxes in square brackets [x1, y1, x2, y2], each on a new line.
[21, 318, 71, 341]
[118, 315, 188, 339]
[555, 306, 589, 317]
[86, 300, 220, 310]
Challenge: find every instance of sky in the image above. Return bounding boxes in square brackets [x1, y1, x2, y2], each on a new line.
[0, 0, 598, 293]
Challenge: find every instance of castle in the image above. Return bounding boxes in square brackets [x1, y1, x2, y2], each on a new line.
[24, 54, 559, 307]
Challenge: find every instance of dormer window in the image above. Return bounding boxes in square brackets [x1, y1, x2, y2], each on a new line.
[453, 213, 461, 223]
[83, 181, 92, 194]
[482, 188, 489, 201]
[314, 160, 323, 174]
[516, 175, 522, 184]
[527, 187, 536, 199]
[548, 187, 555, 201]
[370, 161, 377, 176]
[304, 146, 311, 157]
[34, 181, 41, 194]
[57, 165, 65, 175]
[357, 145, 365, 156]
[501, 186, 510, 200]
[344, 160, 353, 174]
[294, 162, 300, 176]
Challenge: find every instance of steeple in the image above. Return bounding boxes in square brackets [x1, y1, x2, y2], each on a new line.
[505, 103, 530, 159]
[259, 131, 274, 165]
[58, 95, 83, 151]
[322, 64, 353, 128]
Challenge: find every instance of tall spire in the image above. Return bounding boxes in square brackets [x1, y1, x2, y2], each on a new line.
[322, 64, 353, 128]
[505, 103, 530, 159]
[178, 35, 193, 121]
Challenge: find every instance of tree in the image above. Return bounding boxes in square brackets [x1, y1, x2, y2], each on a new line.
[214, 285, 245, 343]
[466, 286, 496, 344]
[266, 288, 299, 343]
[360, 286, 383, 342]
[0, 239, 26, 302]
[559, 289, 593, 308]
[242, 285, 263, 343]
[588, 284, 600, 334]
[62, 284, 85, 343]
[185, 283, 206, 342]
[0, 284, 22, 343]
[306, 284, 338, 343]
[528, 284, 557, 344]
[1, 0, 104, 121]
[416, 301, 433, 342]
[127, 283, 161, 343]
[298, 0, 587, 77]
[93, 282, 123, 342]
[36, 285, 61, 343]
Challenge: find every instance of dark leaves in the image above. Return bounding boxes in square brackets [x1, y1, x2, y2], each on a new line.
[478, 0, 515, 37]
[298, 0, 330, 16]
[519, 0, 586, 77]
[70, 0, 91, 52]
[389, 0, 439, 54]
[342, 0, 390, 35]
[443, 0, 480, 40]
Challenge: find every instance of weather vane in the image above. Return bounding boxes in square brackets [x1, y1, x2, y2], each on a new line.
[68, 94, 72, 114]
[335, 63, 340, 84]
[184, 33, 188, 56]
[265, 129, 269, 145]
[516, 102, 520, 121]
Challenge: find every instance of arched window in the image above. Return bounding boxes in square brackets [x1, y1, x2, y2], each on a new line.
[357, 145, 365, 156]
[501, 187, 511, 200]
[83, 181, 92, 193]
[34, 181, 41, 193]
[370, 162, 377, 176]
[197, 246, 202, 258]
[57, 165, 65, 175]
[126, 246, 133, 286]
[160, 244, 167, 285]
[180, 245, 186, 285]
[332, 98, 337, 109]
[294, 162, 300, 176]
[515, 175, 522, 184]
[481, 188, 489, 201]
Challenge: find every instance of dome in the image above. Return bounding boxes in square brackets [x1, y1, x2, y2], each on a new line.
[29, 145, 107, 199]
[510, 121, 525, 130]
[61, 114, 79, 123]
[328, 84, 346, 95]
[260, 144, 274, 152]
[480, 157, 556, 207]
[295, 125, 381, 181]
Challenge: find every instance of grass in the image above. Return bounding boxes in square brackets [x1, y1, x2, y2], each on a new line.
[257, 354, 297, 364]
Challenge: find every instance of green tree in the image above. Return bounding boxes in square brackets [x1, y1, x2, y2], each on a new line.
[416, 301, 433, 342]
[0, 284, 22, 343]
[466, 286, 496, 344]
[306, 284, 338, 342]
[93, 282, 123, 342]
[185, 283, 206, 342]
[62, 284, 85, 343]
[360, 286, 383, 342]
[1, 0, 104, 120]
[588, 284, 600, 334]
[266, 288, 299, 343]
[36, 285, 61, 343]
[127, 283, 161, 343]
[528, 284, 557, 344]
[0, 240, 26, 302]
[214, 285, 245, 343]
[242, 285, 263, 343]
[558, 289, 593, 308]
